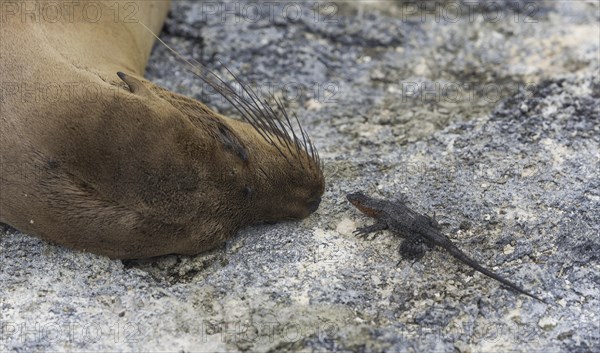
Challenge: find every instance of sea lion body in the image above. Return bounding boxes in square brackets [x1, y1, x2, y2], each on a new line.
[0, 0, 324, 258]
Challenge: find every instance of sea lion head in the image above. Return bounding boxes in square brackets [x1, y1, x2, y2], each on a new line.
[229, 116, 325, 222]
[117, 71, 325, 227]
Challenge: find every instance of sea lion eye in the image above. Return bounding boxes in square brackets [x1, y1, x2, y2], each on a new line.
[243, 186, 254, 198]
[216, 124, 249, 162]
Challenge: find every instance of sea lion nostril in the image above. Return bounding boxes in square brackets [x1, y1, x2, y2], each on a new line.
[308, 198, 321, 213]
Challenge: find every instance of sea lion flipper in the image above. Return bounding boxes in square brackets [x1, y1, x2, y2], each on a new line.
[117, 71, 156, 99]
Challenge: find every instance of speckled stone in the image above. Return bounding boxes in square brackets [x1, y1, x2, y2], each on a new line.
[1, 1, 598, 352]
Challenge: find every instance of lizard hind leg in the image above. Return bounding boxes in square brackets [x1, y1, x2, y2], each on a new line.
[398, 236, 431, 264]
[418, 212, 441, 230]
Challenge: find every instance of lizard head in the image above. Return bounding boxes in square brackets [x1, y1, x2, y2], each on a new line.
[347, 192, 382, 218]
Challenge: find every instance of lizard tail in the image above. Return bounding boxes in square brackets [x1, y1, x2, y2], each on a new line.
[444, 243, 547, 304]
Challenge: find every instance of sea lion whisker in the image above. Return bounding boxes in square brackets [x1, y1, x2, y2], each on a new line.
[138, 23, 276, 149]
[138, 20, 301, 153]
[249, 100, 295, 159]
[273, 96, 304, 163]
[188, 69, 278, 149]
[186, 67, 294, 168]
[216, 59, 319, 173]
[218, 85, 294, 165]
[277, 102, 302, 161]
[205, 67, 291, 155]
[226, 88, 289, 153]
[134, 22, 285, 163]
[217, 65, 279, 131]
[275, 94, 319, 171]
[220, 63, 280, 128]
[261, 93, 303, 157]
[220, 64, 301, 156]
[220, 97, 291, 164]
[236, 89, 292, 150]
[209, 79, 273, 140]
[293, 111, 311, 164]
[138, 19, 317, 172]
[261, 96, 296, 157]
[138, 19, 260, 131]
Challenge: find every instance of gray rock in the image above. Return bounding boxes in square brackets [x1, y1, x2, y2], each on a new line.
[2, 1, 598, 351]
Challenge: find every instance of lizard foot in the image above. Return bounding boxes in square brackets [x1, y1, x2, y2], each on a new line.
[353, 222, 387, 240]
[353, 227, 378, 240]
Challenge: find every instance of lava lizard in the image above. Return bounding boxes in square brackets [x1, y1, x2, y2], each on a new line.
[347, 192, 546, 303]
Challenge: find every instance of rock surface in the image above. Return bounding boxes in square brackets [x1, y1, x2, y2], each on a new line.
[1, 1, 599, 352]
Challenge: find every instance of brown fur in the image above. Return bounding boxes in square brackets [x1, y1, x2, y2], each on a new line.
[0, 0, 324, 258]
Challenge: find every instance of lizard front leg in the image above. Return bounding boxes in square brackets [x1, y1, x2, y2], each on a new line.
[416, 211, 440, 229]
[353, 221, 388, 240]
[428, 212, 441, 229]
[396, 193, 409, 204]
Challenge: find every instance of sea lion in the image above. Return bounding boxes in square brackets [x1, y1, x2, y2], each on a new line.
[0, 0, 324, 259]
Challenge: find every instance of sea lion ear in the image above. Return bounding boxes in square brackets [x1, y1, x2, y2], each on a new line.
[117, 71, 156, 99]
